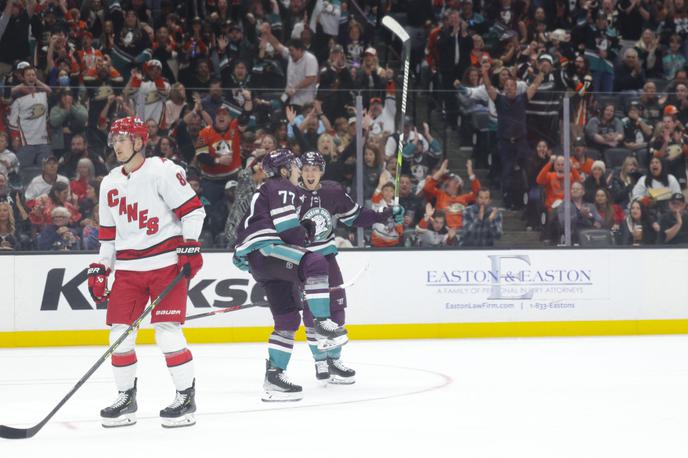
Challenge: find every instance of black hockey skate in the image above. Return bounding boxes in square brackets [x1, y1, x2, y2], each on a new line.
[314, 360, 330, 383]
[160, 380, 196, 428]
[327, 357, 356, 385]
[313, 318, 348, 351]
[262, 360, 303, 402]
[101, 379, 137, 428]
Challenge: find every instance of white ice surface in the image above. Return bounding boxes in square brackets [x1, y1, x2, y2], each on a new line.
[1, 336, 688, 458]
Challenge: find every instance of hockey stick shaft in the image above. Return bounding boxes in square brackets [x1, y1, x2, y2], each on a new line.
[0, 266, 189, 440]
[382, 16, 411, 206]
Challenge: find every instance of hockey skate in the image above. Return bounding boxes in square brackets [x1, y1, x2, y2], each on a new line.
[313, 318, 348, 351]
[262, 360, 303, 402]
[160, 380, 196, 428]
[314, 360, 330, 383]
[101, 379, 137, 428]
[327, 357, 356, 385]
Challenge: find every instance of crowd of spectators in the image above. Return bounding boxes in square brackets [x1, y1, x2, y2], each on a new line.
[2, 0, 688, 252]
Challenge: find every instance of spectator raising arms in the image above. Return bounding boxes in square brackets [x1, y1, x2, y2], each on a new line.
[370, 176, 404, 247]
[416, 203, 457, 247]
[423, 159, 480, 231]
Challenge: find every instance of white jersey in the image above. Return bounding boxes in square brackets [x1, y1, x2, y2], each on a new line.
[130, 79, 170, 126]
[8, 91, 49, 146]
[97, 157, 205, 272]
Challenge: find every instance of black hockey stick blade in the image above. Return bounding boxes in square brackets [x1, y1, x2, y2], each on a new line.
[0, 267, 187, 439]
[0, 424, 40, 439]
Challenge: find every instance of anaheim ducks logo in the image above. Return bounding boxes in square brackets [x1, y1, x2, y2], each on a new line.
[303, 207, 333, 242]
[145, 90, 162, 104]
[666, 144, 684, 160]
[29, 103, 46, 120]
[213, 139, 232, 156]
[95, 85, 114, 100]
[446, 202, 466, 214]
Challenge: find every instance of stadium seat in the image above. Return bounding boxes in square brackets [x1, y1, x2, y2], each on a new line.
[578, 229, 615, 247]
[603, 148, 632, 168]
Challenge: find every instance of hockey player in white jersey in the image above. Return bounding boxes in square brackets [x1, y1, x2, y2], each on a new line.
[86, 116, 205, 428]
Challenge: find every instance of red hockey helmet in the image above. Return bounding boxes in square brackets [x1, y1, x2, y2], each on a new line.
[108, 116, 148, 147]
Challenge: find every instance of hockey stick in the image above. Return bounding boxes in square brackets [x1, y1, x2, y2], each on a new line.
[381, 15, 411, 206]
[184, 261, 370, 322]
[0, 265, 189, 440]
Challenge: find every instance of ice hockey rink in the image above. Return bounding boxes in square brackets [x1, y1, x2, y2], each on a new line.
[2, 335, 688, 458]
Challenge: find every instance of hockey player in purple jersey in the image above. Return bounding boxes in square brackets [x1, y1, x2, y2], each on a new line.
[233, 149, 348, 401]
[298, 151, 403, 384]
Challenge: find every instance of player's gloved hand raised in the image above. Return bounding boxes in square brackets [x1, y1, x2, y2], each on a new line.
[232, 253, 250, 272]
[391, 205, 405, 224]
[87, 263, 110, 303]
[176, 240, 203, 278]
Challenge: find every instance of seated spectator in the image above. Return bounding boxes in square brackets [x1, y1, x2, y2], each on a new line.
[649, 114, 688, 188]
[58, 134, 107, 179]
[584, 103, 624, 151]
[77, 180, 99, 224]
[29, 181, 81, 229]
[555, 182, 596, 244]
[163, 83, 187, 130]
[632, 157, 681, 210]
[622, 101, 653, 151]
[422, 159, 480, 230]
[37, 206, 80, 251]
[583, 161, 608, 203]
[460, 188, 503, 247]
[590, 188, 623, 231]
[70, 158, 96, 202]
[637, 81, 662, 126]
[158, 136, 187, 170]
[658, 192, 688, 245]
[144, 118, 162, 157]
[370, 180, 403, 247]
[610, 156, 641, 208]
[662, 34, 686, 80]
[613, 48, 645, 93]
[0, 131, 20, 188]
[416, 204, 457, 247]
[81, 204, 100, 251]
[0, 201, 17, 250]
[634, 29, 662, 78]
[664, 82, 688, 125]
[618, 199, 658, 246]
[24, 156, 69, 201]
[571, 136, 594, 179]
[49, 90, 88, 158]
[398, 174, 423, 225]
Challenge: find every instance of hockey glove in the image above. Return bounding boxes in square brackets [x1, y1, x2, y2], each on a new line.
[301, 219, 317, 244]
[232, 253, 250, 272]
[87, 263, 110, 303]
[176, 240, 203, 278]
[391, 205, 405, 224]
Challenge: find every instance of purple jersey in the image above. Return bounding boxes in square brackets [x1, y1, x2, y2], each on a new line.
[234, 177, 307, 257]
[299, 180, 386, 255]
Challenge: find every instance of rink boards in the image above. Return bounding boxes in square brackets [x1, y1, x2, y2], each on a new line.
[0, 249, 687, 347]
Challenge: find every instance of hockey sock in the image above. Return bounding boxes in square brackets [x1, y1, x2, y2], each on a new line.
[110, 324, 138, 391]
[155, 322, 194, 391]
[327, 346, 342, 360]
[305, 327, 327, 361]
[268, 330, 295, 370]
[304, 275, 330, 318]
